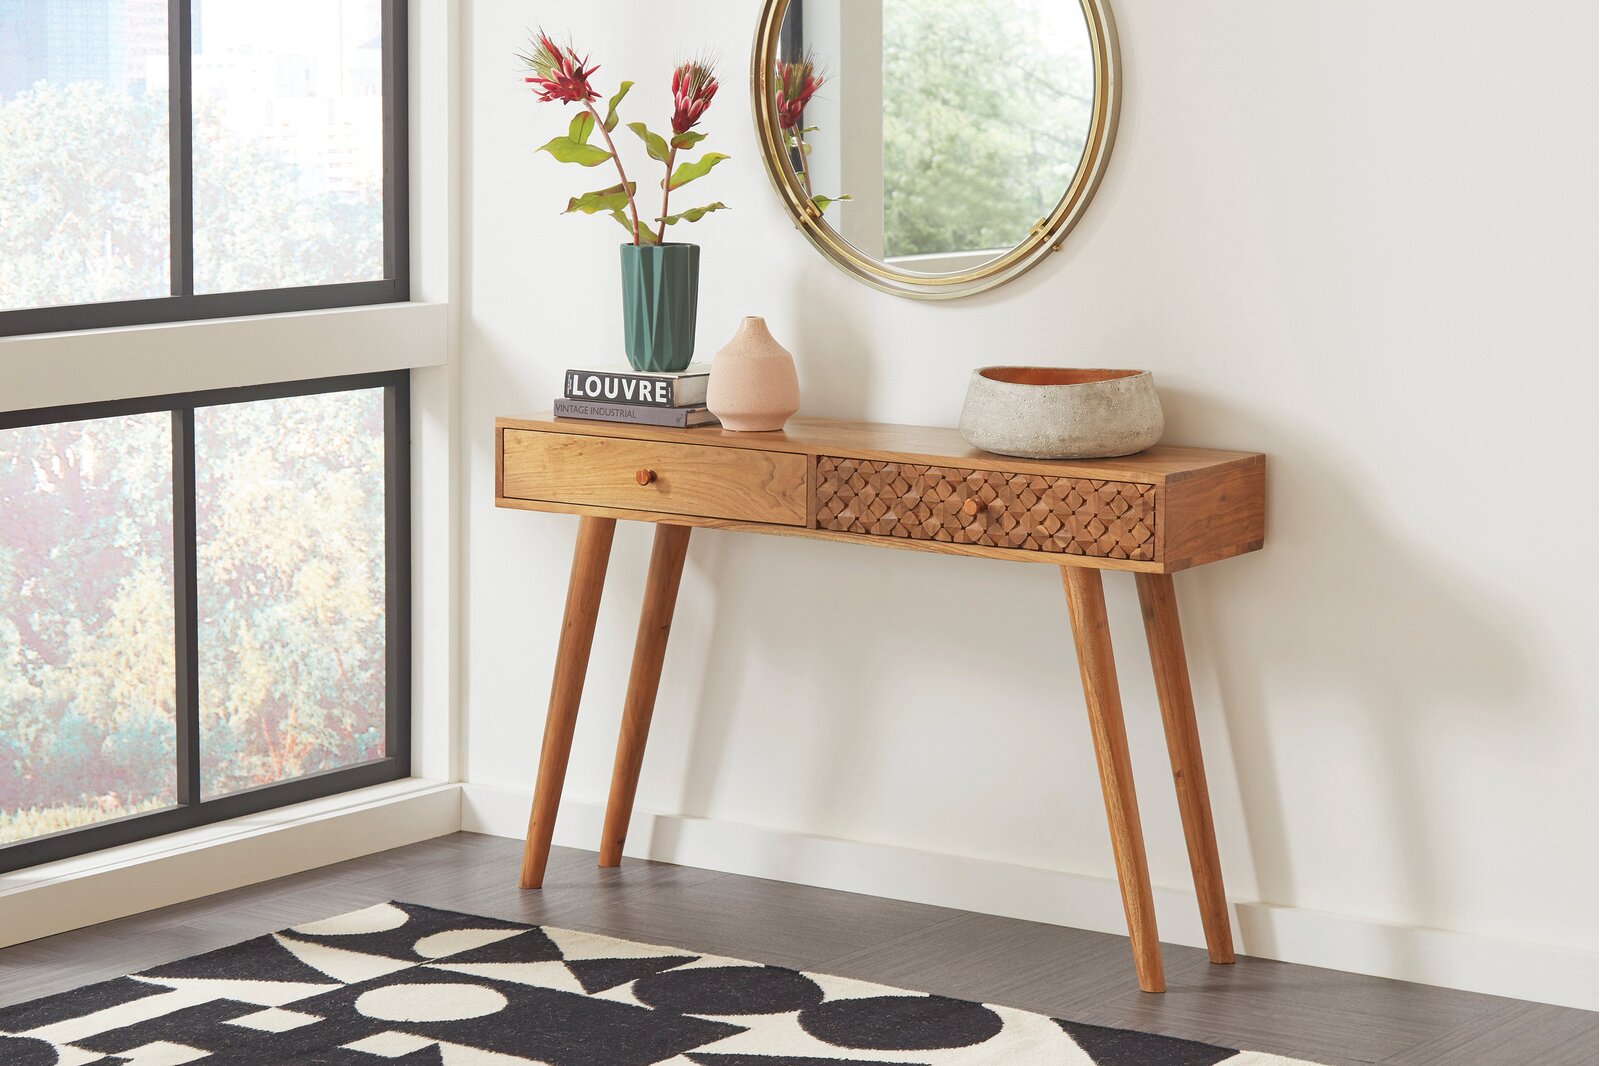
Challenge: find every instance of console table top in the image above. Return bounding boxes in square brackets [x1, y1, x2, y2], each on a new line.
[495, 414, 1262, 486]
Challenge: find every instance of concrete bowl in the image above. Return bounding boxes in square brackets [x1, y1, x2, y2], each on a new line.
[958, 367, 1165, 459]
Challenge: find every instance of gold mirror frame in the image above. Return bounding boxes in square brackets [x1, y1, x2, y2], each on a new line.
[751, 0, 1121, 300]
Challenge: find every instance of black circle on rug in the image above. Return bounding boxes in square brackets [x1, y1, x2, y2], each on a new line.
[798, 994, 1004, 1050]
[633, 964, 825, 1015]
[0, 1035, 59, 1066]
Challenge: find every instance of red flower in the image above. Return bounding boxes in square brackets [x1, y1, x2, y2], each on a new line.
[671, 60, 719, 135]
[520, 32, 599, 105]
[775, 57, 822, 130]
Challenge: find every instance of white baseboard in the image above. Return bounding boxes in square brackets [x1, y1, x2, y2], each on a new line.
[461, 782, 1597, 1011]
[0, 779, 461, 949]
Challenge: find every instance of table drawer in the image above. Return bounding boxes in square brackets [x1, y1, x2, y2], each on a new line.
[502, 430, 809, 526]
[815, 456, 1156, 561]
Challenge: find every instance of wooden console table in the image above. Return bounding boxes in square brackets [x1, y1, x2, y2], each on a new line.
[495, 414, 1265, 992]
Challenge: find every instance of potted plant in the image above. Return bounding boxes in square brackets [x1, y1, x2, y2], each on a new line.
[520, 33, 728, 373]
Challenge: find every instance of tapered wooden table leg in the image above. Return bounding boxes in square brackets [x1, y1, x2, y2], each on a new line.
[1136, 572, 1235, 964]
[1062, 566, 1165, 993]
[599, 523, 693, 867]
[519, 515, 617, 889]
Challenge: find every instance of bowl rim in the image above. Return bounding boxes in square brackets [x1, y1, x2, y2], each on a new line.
[974, 366, 1150, 387]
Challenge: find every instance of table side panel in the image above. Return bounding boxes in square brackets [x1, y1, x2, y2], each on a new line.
[1158, 454, 1266, 571]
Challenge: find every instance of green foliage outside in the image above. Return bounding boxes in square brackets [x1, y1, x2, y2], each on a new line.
[195, 393, 388, 798]
[0, 395, 387, 845]
[0, 415, 177, 842]
[881, 0, 1094, 259]
[0, 796, 170, 845]
[0, 81, 382, 310]
[0, 78, 391, 844]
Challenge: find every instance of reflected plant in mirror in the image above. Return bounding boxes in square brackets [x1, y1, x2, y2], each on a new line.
[752, 0, 1119, 298]
[775, 52, 852, 216]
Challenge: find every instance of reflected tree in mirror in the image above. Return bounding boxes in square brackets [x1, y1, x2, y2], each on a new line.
[881, 0, 1093, 260]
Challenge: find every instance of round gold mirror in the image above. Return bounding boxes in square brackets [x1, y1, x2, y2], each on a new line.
[751, 0, 1120, 299]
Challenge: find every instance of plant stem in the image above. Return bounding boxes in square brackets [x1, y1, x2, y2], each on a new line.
[586, 100, 642, 245]
[793, 128, 815, 201]
[655, 145, 677, 244]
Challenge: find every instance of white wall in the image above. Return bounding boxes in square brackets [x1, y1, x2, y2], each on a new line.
[460, 0, 1598, 1003]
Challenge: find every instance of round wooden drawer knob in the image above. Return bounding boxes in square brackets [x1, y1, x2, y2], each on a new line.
[962, 499, 980, 517]
[636, 469, 657, 486]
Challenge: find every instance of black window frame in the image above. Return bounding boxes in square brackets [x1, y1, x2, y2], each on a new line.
[0, 0, 410, 339]
[0, 370, 412, 874]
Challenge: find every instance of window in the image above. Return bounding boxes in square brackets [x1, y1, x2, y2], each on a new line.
[0, 373, 410, 871]
[0, 0, 407, 337]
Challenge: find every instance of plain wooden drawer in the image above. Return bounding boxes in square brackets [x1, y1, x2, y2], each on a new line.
[502, 429, 809, 526]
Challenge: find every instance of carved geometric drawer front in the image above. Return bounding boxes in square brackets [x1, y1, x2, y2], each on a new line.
[815, 456, 1157, 561]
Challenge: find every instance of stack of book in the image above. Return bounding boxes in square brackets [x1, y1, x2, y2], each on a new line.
[553, 364, 719, 428]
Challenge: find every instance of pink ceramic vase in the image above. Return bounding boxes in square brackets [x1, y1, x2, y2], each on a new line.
[705, 316, 800, 432]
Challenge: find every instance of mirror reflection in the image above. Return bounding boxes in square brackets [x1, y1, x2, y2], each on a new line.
[776, 0, 1097, 276]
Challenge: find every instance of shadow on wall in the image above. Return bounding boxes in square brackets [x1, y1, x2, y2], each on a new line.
[658, 379, 1540, 972]
[1161, 385, 1540, 968]
[782, 269, 881, 420]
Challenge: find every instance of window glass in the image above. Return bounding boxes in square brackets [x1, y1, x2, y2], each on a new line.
[195, 389, 387, 797]
[0, 414, 177, 843]
[191, 0, 386, 293]
[0, 0, 171, 311]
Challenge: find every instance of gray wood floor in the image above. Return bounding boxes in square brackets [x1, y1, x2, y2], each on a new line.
[0, 832, 1592, 1065]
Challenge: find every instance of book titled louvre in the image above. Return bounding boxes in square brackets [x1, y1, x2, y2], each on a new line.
[564, 364, 711, 408]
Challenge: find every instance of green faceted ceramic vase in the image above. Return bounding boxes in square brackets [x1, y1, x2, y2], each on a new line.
[620, 243, 700, 373]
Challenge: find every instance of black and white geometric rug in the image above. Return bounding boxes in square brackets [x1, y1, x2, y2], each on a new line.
[0, 902, 1320, 1064]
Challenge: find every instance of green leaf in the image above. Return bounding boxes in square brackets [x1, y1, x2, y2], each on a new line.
[670, 130, 707, 151]
[537, 135, 611, 167]
[603, 81, 633, 132]
[811, 194, 853, 215]
[565, 182, 637, 215]
[568, 111, 596, 145]
[626, 121, 671, 163]
[667, 151, 730, 190]
[609, 210, 659, 243]
[656, 202, 729, 226]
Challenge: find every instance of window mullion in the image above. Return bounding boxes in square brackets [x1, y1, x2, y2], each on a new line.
[381, 0, 410, 296]
[171, 408, 201, 806]
[168, 0, 195, 298]
[383, 382, 412, 775]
